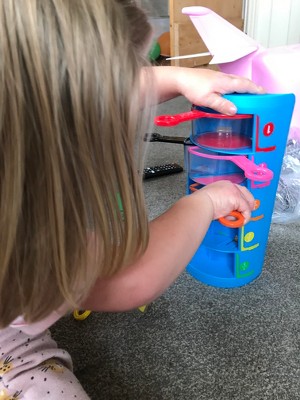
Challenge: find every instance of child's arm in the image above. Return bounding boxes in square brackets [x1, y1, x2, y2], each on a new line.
[143, 66, 265, 115]
[82, 181, 255, 312]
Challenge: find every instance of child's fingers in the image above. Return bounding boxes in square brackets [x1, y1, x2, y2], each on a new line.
[236, 185, 255, 208]
[201, 93, 237, 116]
[234, 185, 255, 223]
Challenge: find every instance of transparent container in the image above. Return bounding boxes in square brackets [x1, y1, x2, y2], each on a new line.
[187, 146, 274, 185]
[188, 149, 245, 185]
[191, 106, 253, 154]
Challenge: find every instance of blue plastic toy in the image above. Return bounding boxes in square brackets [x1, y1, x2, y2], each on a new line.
[156, 93, 295, 288]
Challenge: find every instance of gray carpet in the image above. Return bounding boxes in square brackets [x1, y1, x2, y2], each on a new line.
[51, 96, 300, 400]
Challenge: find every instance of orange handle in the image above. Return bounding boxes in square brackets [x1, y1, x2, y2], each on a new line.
[219, 211, 245, 228]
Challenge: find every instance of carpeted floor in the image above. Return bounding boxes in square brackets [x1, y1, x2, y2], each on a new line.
[51, 96, 300, 400]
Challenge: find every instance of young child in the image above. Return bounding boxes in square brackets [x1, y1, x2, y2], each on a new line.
[0, 0, 263, 398]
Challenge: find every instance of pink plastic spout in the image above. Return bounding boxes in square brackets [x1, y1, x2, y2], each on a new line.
[182, 6, 262, 79]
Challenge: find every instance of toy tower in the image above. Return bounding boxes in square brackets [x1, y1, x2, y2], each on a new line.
[156, 93, 295, 287]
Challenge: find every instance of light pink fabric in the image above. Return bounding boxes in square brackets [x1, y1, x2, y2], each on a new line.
[0, 327, 90, 399]
[9, 303, 71, 336]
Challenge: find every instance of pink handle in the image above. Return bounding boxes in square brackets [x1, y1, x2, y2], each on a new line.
[232, 156, 273, 181]
[188, 146, 273, 182]
[154, 110, 252, 127]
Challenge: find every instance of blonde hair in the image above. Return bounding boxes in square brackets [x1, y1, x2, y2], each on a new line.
[0, 0, 153, 327]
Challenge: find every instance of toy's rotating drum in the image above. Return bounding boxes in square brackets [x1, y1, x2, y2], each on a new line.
[187, 147, 245, 185]
[190, 106, 253, 153]
[187, 146, 273, 187]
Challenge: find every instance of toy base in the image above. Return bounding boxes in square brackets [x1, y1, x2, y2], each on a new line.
[186, 263, 261, 288]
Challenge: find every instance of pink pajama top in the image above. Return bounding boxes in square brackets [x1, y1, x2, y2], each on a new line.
[9, 303, 70, 335]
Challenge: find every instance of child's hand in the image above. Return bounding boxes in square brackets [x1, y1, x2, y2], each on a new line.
[192, 180, 255, 224]
[175, 67, 265, 115]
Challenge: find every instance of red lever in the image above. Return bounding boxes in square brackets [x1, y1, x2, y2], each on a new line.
[155, 110, 252, 127]
[155, 110, 209, 126]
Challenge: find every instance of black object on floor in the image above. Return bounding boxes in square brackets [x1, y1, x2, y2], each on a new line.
[145, 132, 187, 144]
[143, 163, 183, 179]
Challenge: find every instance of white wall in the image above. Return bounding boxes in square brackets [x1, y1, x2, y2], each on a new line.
[244, 0, 300, 47]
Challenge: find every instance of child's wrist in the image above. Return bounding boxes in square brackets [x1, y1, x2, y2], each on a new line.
[181, 192, 215, 223]
[173, 67, 189, 97]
